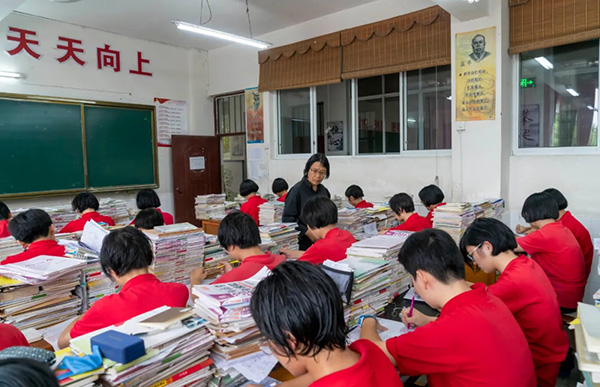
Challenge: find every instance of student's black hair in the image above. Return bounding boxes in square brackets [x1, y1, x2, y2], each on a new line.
[398, 229, 465, 284]
[100, 226, 154, 279]
[543, 188, 568, 211]
[418, 185, 445, 207]
[217, 210, 261, 250]
[344, 185, 364, 199]
[250, 261, 348, 358]
[303, 153, 330, 179]
[459, 218, 517, 268]
[521, 192, 559, 223]
[239, 179, 260, 197]
[134, 209, 165, 230]
[0, 201, 9, 221]
[8, 209, 53, 244]
[389, 193, 415, 215]
[71, 191, 99, 213]
[0, 358, 59, 387]
[272, 178, 289, 194]
[301, 197, 338, 229]
[136, 189, 161, 210]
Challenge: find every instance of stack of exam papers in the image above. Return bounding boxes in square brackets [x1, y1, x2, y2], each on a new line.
[258, 201, 284, 225]
[258, 223, 300, 253]
[203, 235, 236, 280]
[195, 194, 227, 220]
[0, 237, 23, 263]
[98, 198, 130, 225]
[432, 203, 476, 243]
[338, 208, 369, 239]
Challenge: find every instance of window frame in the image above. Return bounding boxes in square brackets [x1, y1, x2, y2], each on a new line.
[512, 41, 600, 156]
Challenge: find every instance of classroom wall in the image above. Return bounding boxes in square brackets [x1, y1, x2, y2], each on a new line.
[0, 12, 213, 214]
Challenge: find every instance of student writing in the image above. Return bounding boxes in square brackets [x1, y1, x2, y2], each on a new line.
[386, 193, 431, 232]
[345, 185, 373, 209]
[59, 191, 115, 233]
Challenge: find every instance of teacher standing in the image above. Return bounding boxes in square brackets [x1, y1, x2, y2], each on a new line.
[282, 153, 331, 250]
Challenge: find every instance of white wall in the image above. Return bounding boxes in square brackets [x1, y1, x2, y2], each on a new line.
[0, 13, 213, 214]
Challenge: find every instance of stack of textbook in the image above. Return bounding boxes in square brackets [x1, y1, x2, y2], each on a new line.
[98, 198, 130, 225]
[432, 203, 475, 243]
[258, 201, 284, 225]
[0, 237, 22, 263]
[195, 194, 227, 220]
[203, 235, 236, 280]
[573, 303, 600, 385]
[259, 223, 300, 252]
[337, 208, 369, 239]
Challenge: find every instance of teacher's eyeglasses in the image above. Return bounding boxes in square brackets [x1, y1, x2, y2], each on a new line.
[309, 168, 327, 176]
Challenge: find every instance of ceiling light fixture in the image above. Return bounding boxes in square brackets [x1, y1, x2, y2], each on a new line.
[174, 21, 271, 49]
[0, 71, 24, 79]
[566, 88, 580, 97]
[464, 0, 480, 3]
[534, 56, 554, 70]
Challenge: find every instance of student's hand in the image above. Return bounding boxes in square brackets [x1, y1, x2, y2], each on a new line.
[190, 267, 207, 285]
[401, 307, 432, 328]
[221, 262, 233, 274]
[515, 224, 533, 235]
[305, 228, 317, 242]
[378, 228, 390, 235]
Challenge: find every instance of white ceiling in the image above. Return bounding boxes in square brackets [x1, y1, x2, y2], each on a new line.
[13, 0, 381, 51]
[431, 0, 489, 22]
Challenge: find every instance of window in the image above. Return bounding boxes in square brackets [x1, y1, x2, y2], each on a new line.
[316, 82, 352, 155]
[278, 88, 311, 155]
[405, 66, 452, 151]
[518, 40, 599, 149]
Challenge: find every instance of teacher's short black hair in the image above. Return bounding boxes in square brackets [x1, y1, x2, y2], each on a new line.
[72, 191, 99, 212]
[272, 178, 289, 194]
[521, 192, 559, 223]
[8, 209, 53, 244]
[543, 188, 568, 211]
[240, 179, 260, 197]
[100, 226, 154, 279]
[217, 210, 261, 250]
[301, 197, 338, 229]
[0, 201, 9, 221]
[418, 185, 444, 207]
[134, 209, 165, 230]
[344, 185, 364, 199]
[390, 193, 415, 215]
[459, 218, 517, 268]
[0, 358, 59, 387]
[136, 189, 161, 210]
[250, 261, 348, 358]
[398, 229, 465, 284]
[303, 153, 330, 178]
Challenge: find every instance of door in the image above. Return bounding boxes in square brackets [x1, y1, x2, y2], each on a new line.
[172, 135, 221, 227]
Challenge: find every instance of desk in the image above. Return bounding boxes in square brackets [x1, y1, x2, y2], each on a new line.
[201, 219, 221, 235]
[30, 339, 53, 351]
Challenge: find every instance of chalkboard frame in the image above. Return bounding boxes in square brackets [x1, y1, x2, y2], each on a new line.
[0, 92, 159, 199]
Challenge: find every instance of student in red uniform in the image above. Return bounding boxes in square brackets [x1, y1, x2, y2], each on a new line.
[360, 229, 536, 387]
[250, 261, 403, 387]
[190, 211, 285, 289]
[2, 209, 66, 265]
[0, 323, 29, 350]
[59, 191, 115, 233]
[58, 227, 188, 348]
[345, 185, 374, 209]
[0, 202, 12, 238]
[239, 179, 267, 225]
[135, 189, 174, 225]
[516, 192, 586, 312]
[280, 197, 356, 265]
[460, 218, 569, 387]
[418, 184, 446, 225]
[387, 193, 431, 232]
[134, 208, 165, 231]
[272, 178, 289, 203]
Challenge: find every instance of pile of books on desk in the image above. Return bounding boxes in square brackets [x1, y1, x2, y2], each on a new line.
[490, 198, 506, 219]
[365, 205, 397, 230]
[12, 204, 77, 231]
[98, 198, 130, 225]
[144, 223, 206, 286]
[195, 194, 227, 220]
[573, 303, 600, 385]
[0, 237, 22, 263]
[332, 195, 345, 209]
[338, 208, 369, 239]
[259, 223, 300, 253]
[258, 201, 284, 225]
[203, 235, 237, 280]
[432, 203, 475, 243]
[192, 269, 278, 386]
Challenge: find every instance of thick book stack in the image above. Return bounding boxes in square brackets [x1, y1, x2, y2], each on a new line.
[195, 194, 227, 220]
[192, 269, 278, 385]
[66, 306, 216, 387]
[332, 194, 344, 209]
[432, 203, 475, 243]
[337, 208, 369, 239]
[12, 204, 77, 231]
[224, 201, 240, 214]
[258, 201, 284, 225]
[0, 237, 22, 263]
[258, 223, 300, 252]
[573, 303, 600, 385]
[0, 256, 85, 330]
[98, 198, 130, 225]
[144, 223, 206, 286]
[203, 235, 236, 280]
[490, 198, 506, 219]
[365, 205, 397, 230]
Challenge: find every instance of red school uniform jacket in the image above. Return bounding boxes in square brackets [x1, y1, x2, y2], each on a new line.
[354, 200, 374, 209]
[310, 339, 403, 387]
[386, 283, 536, 387]
[390, 213, 432, 233]
[0, 323, 29, 350]
[487, 256, 569, 387]
[69, 274, 188, 338]
[0, 219, 10, 238]
[1, 239, 67, 265]
[59, 211, 116, 233]
[425, 202, 446, 225]
[212, 252, 285, 284]
[298, 228, 356, 265]
[517, 222, 586, 309]
[560, 211, 593, 279]
[277, 193, 288, 203]
[240, 196, 267, 225]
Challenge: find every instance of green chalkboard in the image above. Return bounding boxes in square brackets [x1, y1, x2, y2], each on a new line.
[84, 106, 156, 188]
[0, 99, 85, 195]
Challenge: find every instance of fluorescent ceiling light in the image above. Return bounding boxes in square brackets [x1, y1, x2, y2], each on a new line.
[534, 56, 554, 70]
[174, 21, 272, 49]
[407, 118, 417, 123]
[566, 88, 580, 97]
[464, 0, 480, 3]
[0, 71, 23, 79]
[446, 96, 452, 100]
